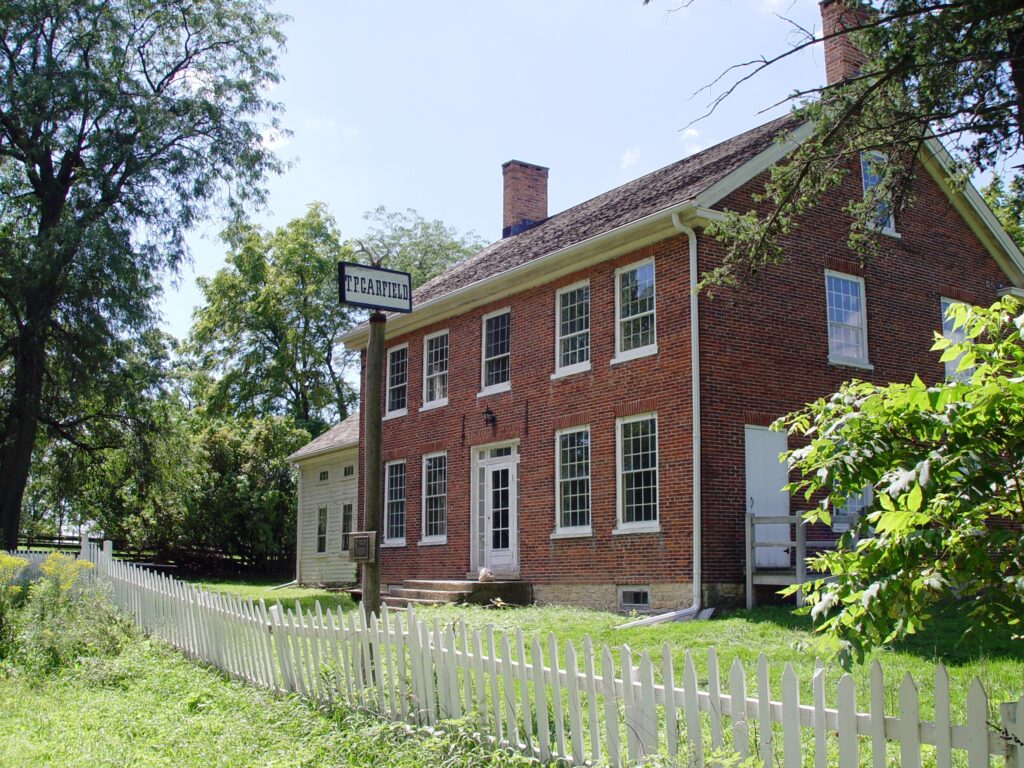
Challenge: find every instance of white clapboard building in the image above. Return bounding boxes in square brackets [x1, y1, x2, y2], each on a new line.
[287, 413, 359, 586]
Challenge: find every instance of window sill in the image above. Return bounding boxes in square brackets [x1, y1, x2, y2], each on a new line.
[381, 540, 406, 549]
[477, 381, 511, 398]
[382, 409, 408, 421]
[551, 362, 591, 380]
[550, 528, 593, 540]
[610, 344, 658, 366]
[612, 522, 660, 536]
[419, 398, 447, 412]
[868, 223, 901, 239]
[828, 355, 874, 371]
[417, 537, 447, 547]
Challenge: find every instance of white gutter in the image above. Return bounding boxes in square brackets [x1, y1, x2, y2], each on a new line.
[617, 214, 703, 628]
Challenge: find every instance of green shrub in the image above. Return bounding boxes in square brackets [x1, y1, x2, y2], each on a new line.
[0, 553, 29, 658]
[12, 553, 135, 675]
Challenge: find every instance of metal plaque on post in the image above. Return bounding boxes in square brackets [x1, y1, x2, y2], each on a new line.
[338, 262, 412, 313]
[348, 531, 376, 563]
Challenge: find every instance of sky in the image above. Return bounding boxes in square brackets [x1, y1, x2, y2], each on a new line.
[160, 0, 827, 340]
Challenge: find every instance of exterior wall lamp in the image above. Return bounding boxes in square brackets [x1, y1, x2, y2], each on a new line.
[483, 406, 496, 430]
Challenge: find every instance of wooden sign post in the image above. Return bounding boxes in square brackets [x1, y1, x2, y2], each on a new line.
[338, 261, 412, 618]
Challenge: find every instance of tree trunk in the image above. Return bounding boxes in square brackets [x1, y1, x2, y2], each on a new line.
[0, 319, 49, 550]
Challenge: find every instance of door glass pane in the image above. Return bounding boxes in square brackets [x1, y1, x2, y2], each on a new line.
[491, 467, 510, 550]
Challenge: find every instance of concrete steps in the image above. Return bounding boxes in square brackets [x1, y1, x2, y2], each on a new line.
[381, 579, 533, 609]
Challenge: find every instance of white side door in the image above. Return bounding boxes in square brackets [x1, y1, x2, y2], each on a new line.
[472, 442, 519, 576]
[744, 425, 790, 568]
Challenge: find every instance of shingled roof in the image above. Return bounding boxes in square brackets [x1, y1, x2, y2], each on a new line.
[287, 412, 360, 462]
[412, 113, 800, 306]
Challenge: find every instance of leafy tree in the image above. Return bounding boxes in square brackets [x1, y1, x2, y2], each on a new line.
[646, 1, 1024, 288]
[361, 206, 484, 288]
[983, 173, 1024, 250]
[779, 297, 1024, 664]
[189, 203, 356, 435]
[0, 0, 286, 549]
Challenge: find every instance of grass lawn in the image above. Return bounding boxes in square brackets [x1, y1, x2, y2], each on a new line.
[0, 638, 530, 768]
[194, 579, 1024, 718]
[191, 576, 356, 614]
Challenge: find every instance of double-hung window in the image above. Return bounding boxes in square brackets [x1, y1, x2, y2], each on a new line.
[860, 151, 896, 234]
[832, 487, 872, 533]
[384, 460, 406, 546]
[614, 259, 657, 363]
[341, 503, 353, 552]
[553, 281, 590, 377]
[386, 344, 409, 417]
[316, 506, 328, 553]
[554, 426, 591, 536]
[422, 330, 449, 408]
[615, 413, 659, 533]
[421, 452, 447, 544]
[480, 308, 511, 395]
[941, 298, 970, 381]
[825, 271, 871, 368]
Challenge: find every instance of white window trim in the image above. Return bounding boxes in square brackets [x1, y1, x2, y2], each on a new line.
[612, 258, 658, 365]
[382, 459, 407, 547]
[552, 425, 593, 538]
[384, 342, 409, 419]
[552, 280, 592, 380]
[832, 486, 873, 534]
[941, 297, 970, 381]
[860, 151, 898, 237]
[824, 270, 873, 369]
[617, 585, 652, 612]
[479, 307, 512, 397]
[614, 412, 660, 534]
[420, 329, 449, 411]
[420, 451, 448, 546]
[317, 470, 329, 483]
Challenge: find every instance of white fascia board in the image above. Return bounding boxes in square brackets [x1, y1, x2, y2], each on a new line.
[290, 444, 358, 466]
[919, 136, 1024, 288]
[692, 122, 814, 211]
[341, 203, 691, 350]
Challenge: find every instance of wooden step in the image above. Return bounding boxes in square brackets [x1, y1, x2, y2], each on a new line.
[389, 587, 472, 602]
[381, 595, 447, 609]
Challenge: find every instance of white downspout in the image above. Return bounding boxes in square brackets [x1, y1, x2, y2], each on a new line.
[617, 213, 703, 628]
[294, 462, 303, 584]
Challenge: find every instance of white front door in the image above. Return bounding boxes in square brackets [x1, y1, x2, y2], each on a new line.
[472, 442, 519, 575]
[744, 426, 790, 568]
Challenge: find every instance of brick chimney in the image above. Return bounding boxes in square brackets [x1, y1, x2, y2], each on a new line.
[502, 160, 548, 238]
[820, 0, 869, 84]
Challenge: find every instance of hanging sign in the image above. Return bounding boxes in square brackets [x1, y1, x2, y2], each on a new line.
[338, 262, 413, 313]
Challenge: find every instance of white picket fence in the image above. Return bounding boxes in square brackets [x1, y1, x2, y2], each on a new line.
[68, 542, 1023, 767]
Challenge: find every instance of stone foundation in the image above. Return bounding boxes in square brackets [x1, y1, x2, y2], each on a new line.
[533, 582, 693, 613]
[701, 582, 745, 608]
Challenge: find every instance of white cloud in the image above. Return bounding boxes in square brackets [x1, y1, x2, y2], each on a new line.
[621, 147, 641, 170]
[679, 127, 704, 157]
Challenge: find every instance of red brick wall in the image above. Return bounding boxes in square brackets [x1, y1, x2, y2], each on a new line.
[696, 158, 1007, 590]
[355, 153, 1011, 602]
[503, 160, 548, 233]
[358, 236, 695, 588]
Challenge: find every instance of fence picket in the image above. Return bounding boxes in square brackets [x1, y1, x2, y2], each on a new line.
[813, 662, 827, 768]
[582, 636, 601, 765]
[730, 657, 749, 760]
[966, 677, 988, 768]
[532, 636, 551, 762]
[515, 629, 532, 754]
[899, 673, 922, 768]
[621, 645, 638, 762]
[601, 645, 621, 768]
[757, 653, 772, 768]
[782, 663, 801, 768]
[547, 633, 566, 759]
[487, 625, 505, 746]
[869, 660, 886, 768]
[838, 673, 858, 768]
[707, 646, 723, 752]
[663, 644, 679, 759]
[683, 650, 703, 767]
[637, 650, 657, 759]
[934, 664, 952, 768]
[565, 641, 585, 765]
[500, 632, 518, 748]
[392, 612, 409, 720]
[471, 627, 487, 729]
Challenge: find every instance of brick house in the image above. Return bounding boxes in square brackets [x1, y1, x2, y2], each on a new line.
[340, 1, 1024, 612]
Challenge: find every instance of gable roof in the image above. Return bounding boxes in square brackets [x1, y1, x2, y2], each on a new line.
[414, 113, 800, 307]
[342, 113, 1024, 349]
[287, 413, 359, 463]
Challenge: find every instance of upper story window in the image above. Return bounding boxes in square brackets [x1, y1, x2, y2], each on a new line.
[554, 281, 591, 378]
[832, 487, 872, 534]
[421, 452, 448, 544]
[480, 308, 511, 396]
[825, 270, 871, 368]
[343, 464, 354, 477]
[555, 426, 591, 536]
[614, 259, 657, 364]
[422, 330, 449, 409]
[318, 470, 329, 483]
[615, 413, 659, 533]
[860, 151, 896, 234]
[384, 460, 406, 546]
[386, 344, 408, 417]
[316, 506, 328, 553]
[941, 298, 970, 381]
